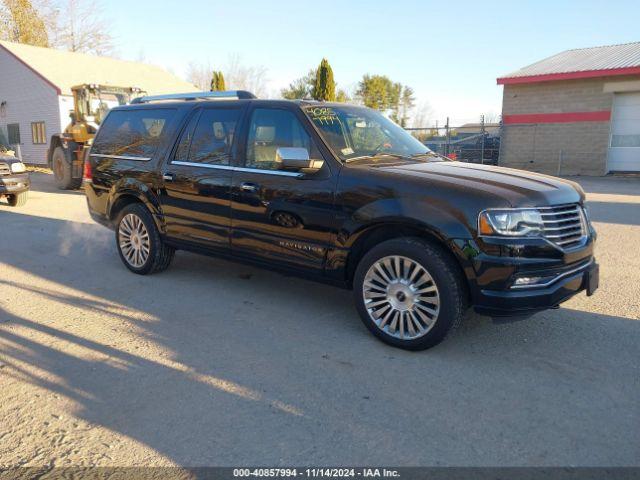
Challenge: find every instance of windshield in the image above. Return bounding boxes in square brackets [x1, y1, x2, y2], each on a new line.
[304, 105, 434, 162]
[90, 92, 135, 124]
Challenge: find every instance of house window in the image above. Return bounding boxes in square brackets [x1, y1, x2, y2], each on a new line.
[7, 123, 20, 145]
[31, 121, 46, 144]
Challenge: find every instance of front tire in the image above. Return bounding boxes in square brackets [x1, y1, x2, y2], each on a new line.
[115, 203, 174, 275]
[52, 146, 82, 190]
[353, 237, 467, 351]
[8, 191, 28, 207]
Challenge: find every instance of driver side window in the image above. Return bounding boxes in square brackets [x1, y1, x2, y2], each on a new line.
[245, 108, 320, 170]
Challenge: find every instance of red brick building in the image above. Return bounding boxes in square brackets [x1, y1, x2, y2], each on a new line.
[498, 42, 640, 175]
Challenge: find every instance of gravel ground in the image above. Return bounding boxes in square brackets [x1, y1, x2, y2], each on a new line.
[0, 173, 638, 467]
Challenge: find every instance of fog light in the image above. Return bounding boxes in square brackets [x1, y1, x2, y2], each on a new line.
[513, 276, 543, 286]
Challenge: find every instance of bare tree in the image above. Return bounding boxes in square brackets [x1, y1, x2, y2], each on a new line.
[185, 55, 269, 96]
[411, 101, 433, 129]
[224, 54, 268, 97]
[52, 0, 114, 56]
[186, 61, 213, 90]
[409, 101, 435, 141]
[483, 111, 500, 124]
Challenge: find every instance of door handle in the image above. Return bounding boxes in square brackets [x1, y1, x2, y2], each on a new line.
[163, 172, 175, 181]
[240, 182, 258, 193]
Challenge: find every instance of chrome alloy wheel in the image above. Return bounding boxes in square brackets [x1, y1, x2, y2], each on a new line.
[118, 213, 151, 268]
[362, 255, 440, 340]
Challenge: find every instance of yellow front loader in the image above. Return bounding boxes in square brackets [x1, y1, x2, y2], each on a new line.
[48, 84, 144, 189]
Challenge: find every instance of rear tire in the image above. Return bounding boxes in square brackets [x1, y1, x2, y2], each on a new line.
[52, 146, 82, 190]
[115, 203, 174, 275]
[7, 191, 28, 207]
[353, 237, 467, 351]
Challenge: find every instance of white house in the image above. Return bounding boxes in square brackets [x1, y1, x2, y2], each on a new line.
[0, 40, 195, 165]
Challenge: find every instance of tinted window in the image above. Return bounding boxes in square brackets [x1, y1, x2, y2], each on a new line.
[174, 108, 241, 165]
[174, 110, 200, 161]
[246, 108, 320, 170]
[8, 123, 20, 145]
[92, 108, 175, 158]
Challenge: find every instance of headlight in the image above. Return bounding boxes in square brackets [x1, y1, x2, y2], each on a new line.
[10, 162, 26, 173]
[478, 209, 544, 237]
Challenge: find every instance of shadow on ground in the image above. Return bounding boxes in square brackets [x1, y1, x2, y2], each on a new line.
[3, 173, 640, 466]
[1, 205, 639, 466]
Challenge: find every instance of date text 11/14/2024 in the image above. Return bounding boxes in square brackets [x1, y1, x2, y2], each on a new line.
[232, 468, 400, 478]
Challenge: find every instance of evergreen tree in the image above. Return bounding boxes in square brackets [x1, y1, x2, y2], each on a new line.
[399, 86, 415, 127]
[312, 58, 336, 101]
[356, 74, 392, 110]
[281, 69, 315, 99]
[335, 89, 350, 103]
[210, 70, 226, 91]
[356, 74, 415, 124]
[389, 82, 402, 123]
[216, 71, 226, 90]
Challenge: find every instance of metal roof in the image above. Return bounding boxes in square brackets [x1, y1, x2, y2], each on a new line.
[498, 41, 640, 84]
[0, 40, 196, 96]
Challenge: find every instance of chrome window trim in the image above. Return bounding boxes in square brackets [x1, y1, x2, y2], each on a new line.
[510, 259, 594, 290]
[172, 160, 234, 171]
[90, 153, 152, 161]
[171, 160, 303, 177]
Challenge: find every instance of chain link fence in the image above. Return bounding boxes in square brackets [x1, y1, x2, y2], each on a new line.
[406, 116, 501, 165]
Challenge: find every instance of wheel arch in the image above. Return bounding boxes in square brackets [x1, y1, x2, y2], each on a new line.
[47, 135, 64, 167]
[344, 220, 473, 300]
[107, 182, 165, 233]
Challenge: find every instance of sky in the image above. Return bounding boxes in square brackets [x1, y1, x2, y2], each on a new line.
[103, 0, 640, 126]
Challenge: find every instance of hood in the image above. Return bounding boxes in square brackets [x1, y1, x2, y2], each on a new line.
[376, 161, 584, 207]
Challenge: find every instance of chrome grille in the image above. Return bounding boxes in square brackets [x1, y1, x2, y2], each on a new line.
[0, 162, 10, 176]
[540, 203, 586, 249]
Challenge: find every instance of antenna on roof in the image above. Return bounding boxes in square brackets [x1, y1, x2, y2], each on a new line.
[131, 90, 257, 104]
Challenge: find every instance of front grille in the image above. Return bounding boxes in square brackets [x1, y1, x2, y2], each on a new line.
[540, 203, 587, 249]
[0, 162, 10, 176]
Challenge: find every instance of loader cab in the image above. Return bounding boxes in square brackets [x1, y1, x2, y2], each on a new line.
[66, 84, 145, 143]
[49, 84, 145, 190]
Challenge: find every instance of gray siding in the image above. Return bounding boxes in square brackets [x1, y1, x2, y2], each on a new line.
[0, 47, 62, 164]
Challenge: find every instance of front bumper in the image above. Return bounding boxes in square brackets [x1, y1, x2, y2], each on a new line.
[473, 259, 598, 316]
[455, 229, 598, 317]
[0, 173, 30, 195]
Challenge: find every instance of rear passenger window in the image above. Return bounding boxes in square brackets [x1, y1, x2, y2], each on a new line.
[173, 108, 241, 166]
[92, 108, 175, 158]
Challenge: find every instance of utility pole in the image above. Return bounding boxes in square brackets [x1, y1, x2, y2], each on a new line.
[480, 114, 485, 164]
[445, 117, 450, 157]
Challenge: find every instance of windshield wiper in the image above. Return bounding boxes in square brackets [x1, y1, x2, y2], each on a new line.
[411, 151, 438, 158]
[344, 152, 444, 164]
[411, 151, 448, 161]
[344, 153, 411, 163]
[343, 154, 377, 163]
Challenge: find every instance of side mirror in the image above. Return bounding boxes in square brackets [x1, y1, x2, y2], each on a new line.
[275, 147, 324, 174]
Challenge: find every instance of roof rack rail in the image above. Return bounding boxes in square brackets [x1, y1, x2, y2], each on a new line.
[131, 90, 257, 104]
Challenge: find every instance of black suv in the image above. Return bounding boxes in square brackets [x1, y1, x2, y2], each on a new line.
[84, 91, 598, 350]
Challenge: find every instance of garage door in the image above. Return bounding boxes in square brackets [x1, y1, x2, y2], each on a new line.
[608, 92, 640, 172]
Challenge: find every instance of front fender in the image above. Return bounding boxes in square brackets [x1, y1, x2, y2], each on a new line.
[340, 197, 474, 247]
